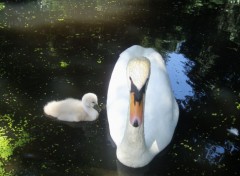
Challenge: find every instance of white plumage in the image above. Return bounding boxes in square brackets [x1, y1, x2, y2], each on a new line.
[107, 45, 179, 167]
[43, 93, 100, 122]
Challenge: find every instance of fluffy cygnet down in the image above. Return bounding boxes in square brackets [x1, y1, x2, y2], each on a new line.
[43, 93, 100, 122]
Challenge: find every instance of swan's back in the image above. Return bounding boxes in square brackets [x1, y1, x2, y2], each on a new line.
[107, 45, 179, 153]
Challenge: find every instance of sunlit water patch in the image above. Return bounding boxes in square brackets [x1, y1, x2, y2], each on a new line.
[166, 52, 194, 101]
[0, 0, 149, 29]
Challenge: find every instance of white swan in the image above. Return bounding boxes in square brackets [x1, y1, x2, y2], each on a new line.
[43, 93, 100, 122]
[107, 45, 179, 168]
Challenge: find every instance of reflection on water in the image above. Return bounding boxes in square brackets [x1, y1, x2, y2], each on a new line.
[0, 0, 240, 175]
[205, 143, 225, 165]
[227, 127, 239, 136]
[166, 52, 194, 101]
[198, 140, 239, 165]
[166, 41, 195, 108]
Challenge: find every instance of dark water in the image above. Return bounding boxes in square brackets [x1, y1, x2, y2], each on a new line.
[0, 0, 239, 175]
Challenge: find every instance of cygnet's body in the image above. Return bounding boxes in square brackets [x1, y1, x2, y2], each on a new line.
[43, 93, 100, 122]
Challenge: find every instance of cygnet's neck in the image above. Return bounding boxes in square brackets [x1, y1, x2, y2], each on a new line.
[117, 117, 153, 168]
[82, 103, 98, 121]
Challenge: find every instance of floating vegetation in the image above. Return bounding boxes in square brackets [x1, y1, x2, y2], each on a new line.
[96, 56, 104, 64]
[236, 102, 240, 110]
[59, 61, 69, 68]
[180, 139, 196, 152]
[0, 114, 33, 175]
[0, 2, 5, 11]
[57, 18, 65, 22]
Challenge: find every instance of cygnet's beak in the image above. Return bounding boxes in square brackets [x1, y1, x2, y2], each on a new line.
[93, 104, 101, 113]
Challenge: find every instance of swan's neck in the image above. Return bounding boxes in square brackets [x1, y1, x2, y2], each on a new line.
[117, 113, 152, 167]
[121, 119, 146, 149]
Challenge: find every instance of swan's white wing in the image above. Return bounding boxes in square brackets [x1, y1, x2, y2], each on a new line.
[144, 51, 179, 153]
[107, 52, 129, 146]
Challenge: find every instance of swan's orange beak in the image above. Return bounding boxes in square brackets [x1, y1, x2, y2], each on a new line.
[130, 92, 144, 127]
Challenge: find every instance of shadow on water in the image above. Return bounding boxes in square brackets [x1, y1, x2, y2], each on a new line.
[0, 0, 240, 175]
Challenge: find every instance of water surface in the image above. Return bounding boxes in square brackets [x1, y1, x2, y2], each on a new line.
[0, 0, 239, 175]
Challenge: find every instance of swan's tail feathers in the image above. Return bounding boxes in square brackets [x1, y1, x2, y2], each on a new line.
[43, 101, 60, 118]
